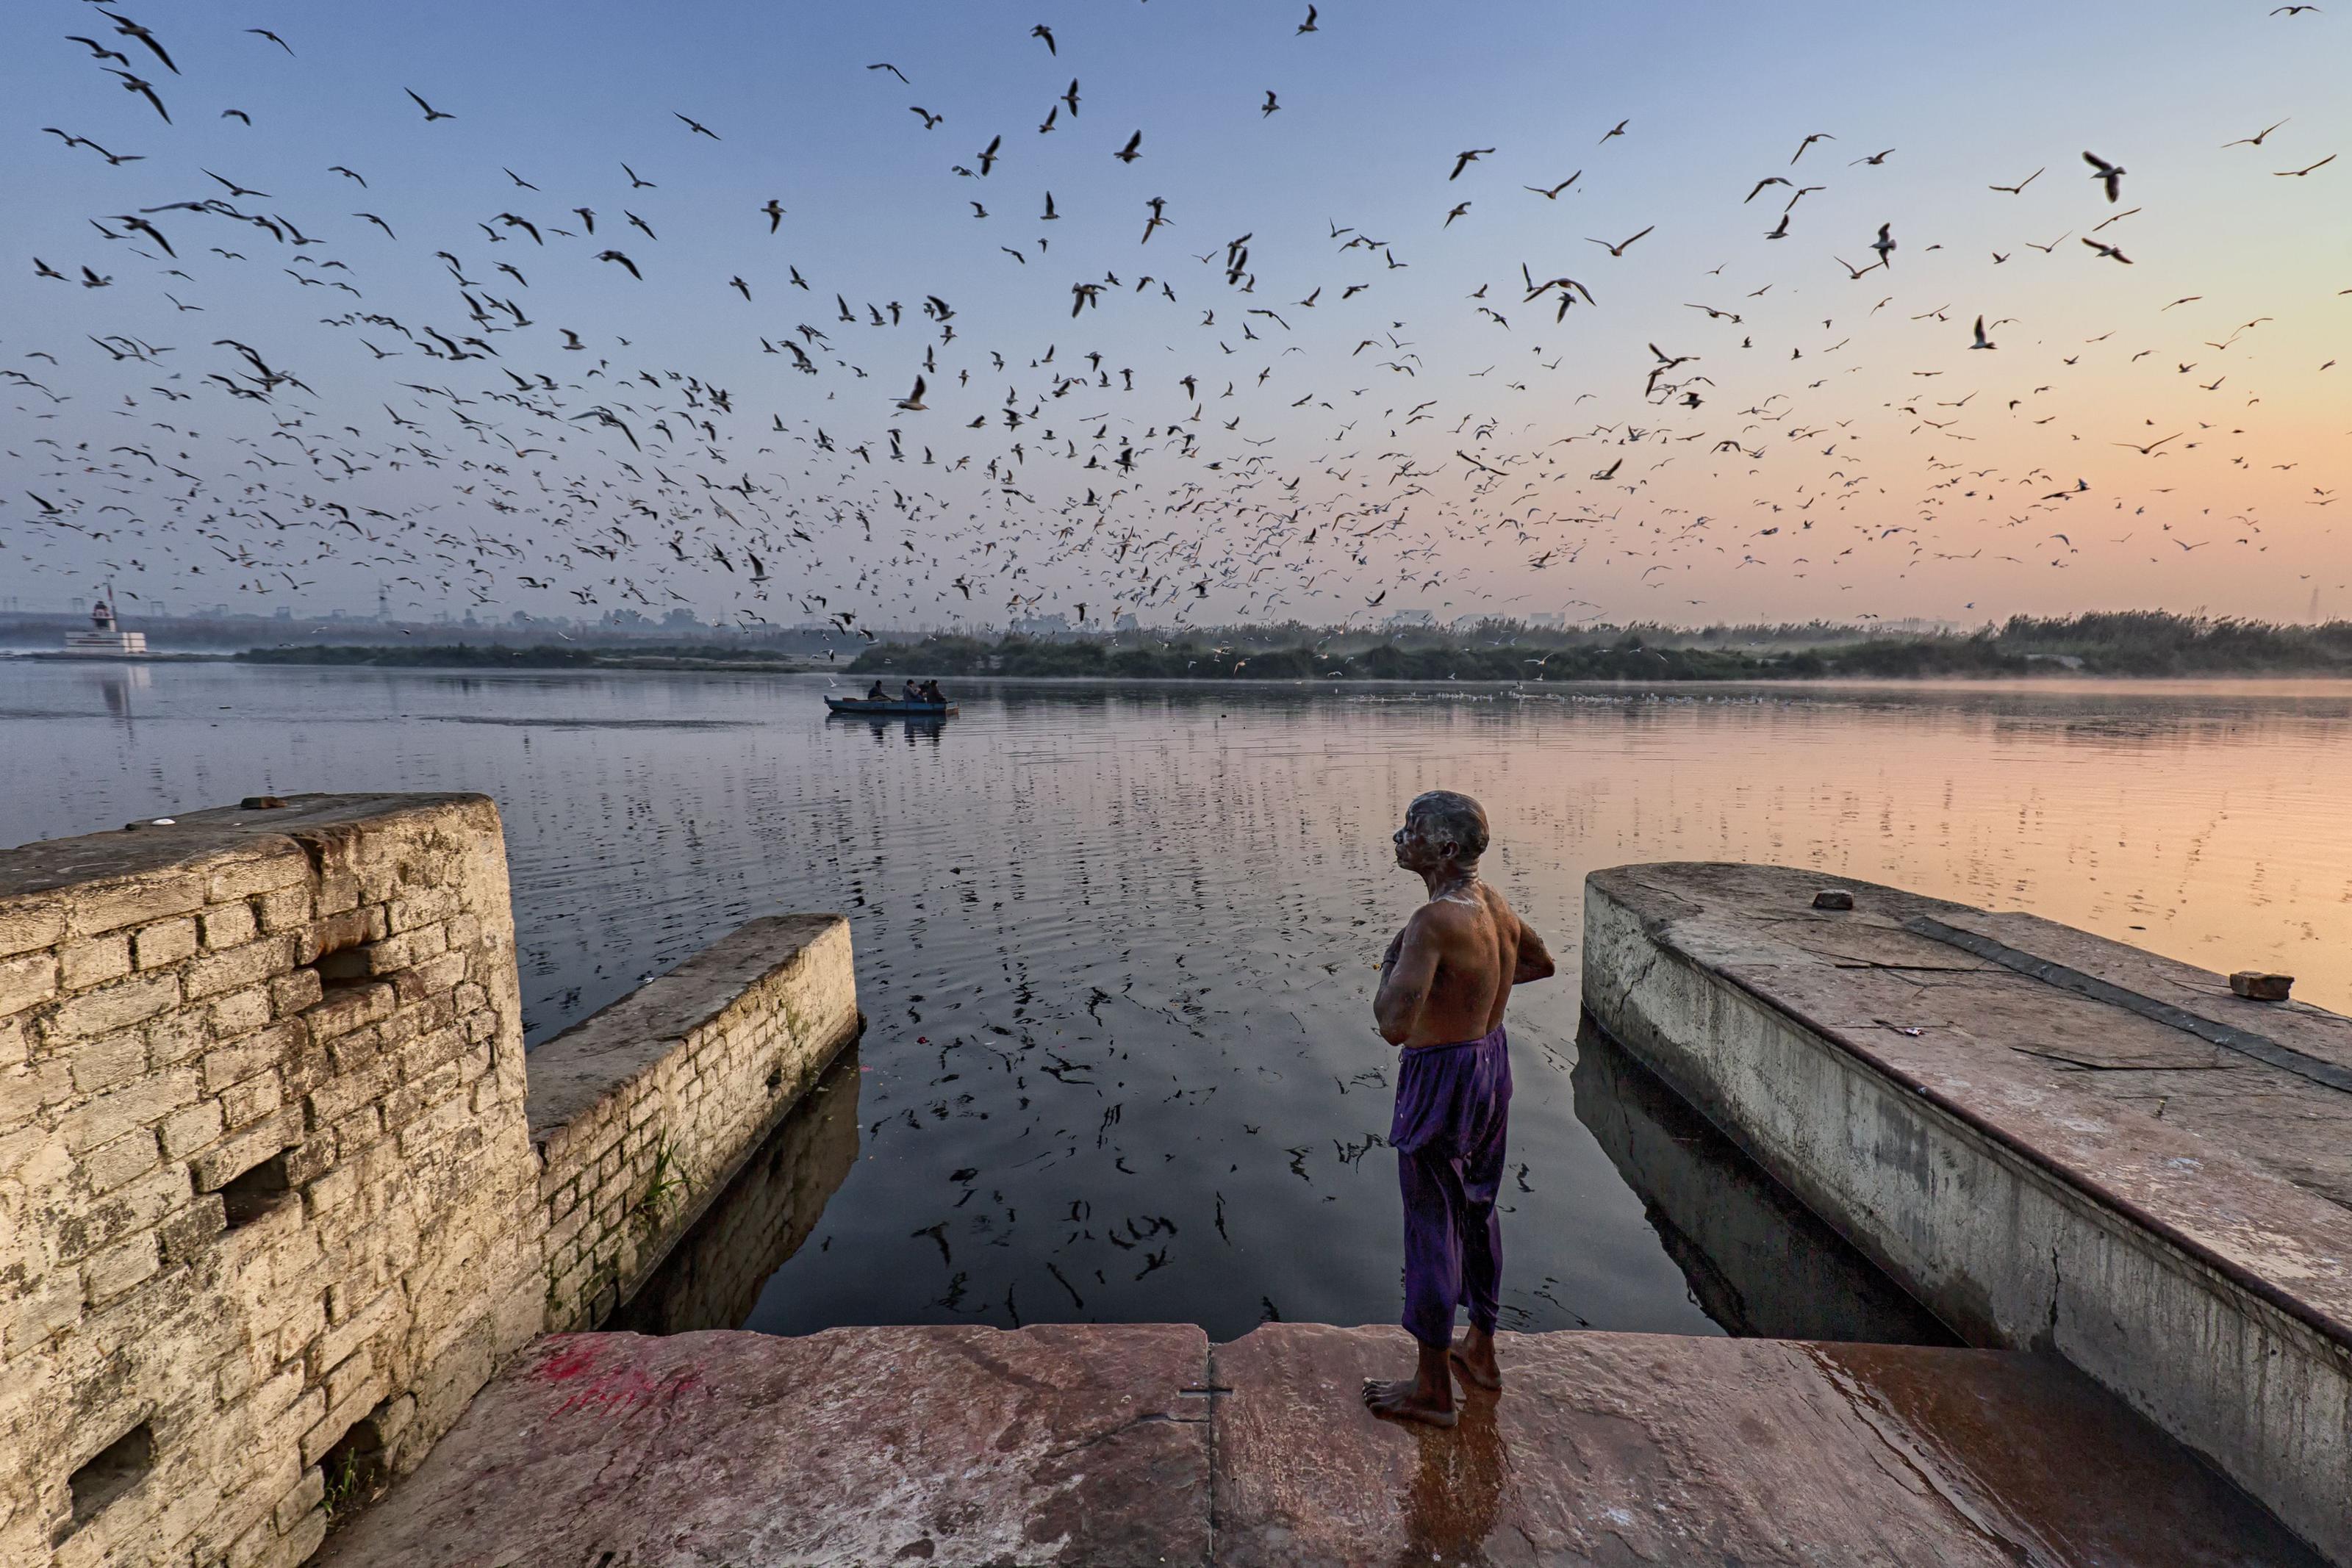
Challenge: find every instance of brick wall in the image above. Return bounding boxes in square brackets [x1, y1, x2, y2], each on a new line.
[609, 1046, 861, 1335]
[0, 796, 543, 1568]
[527, 915, 862, 1334]
[0, 796, 861, 1567]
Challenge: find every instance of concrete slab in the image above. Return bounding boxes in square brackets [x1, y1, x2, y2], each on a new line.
[1582, 862, 2352, 1564]
[314, 1325, 1213, 1568]
[1212, 1324, 2319, 1568]
[320, 1323, 2315, 1567]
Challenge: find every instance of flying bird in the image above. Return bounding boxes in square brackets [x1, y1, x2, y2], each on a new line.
[405, 87, 455, 121]
[2083, 150, 2125, 202]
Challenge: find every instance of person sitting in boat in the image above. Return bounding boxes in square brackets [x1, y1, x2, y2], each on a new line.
[918, 680, 946, 704]
[866, 680, 889, 700]
[903, 679, 923, 703]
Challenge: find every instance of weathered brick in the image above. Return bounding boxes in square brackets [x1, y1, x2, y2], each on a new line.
[270, 967, 323, 1018]
[83, 1126, 161, 1194]
[61, 933, 133, 990]
[324, 1344, 378, 1409]
[0, 896, 68, 958]
[384, 886, 461, 934]
[205, 849, 309, 904]
[160, 1096, 227, 1159]
[68, 1028, 151, 1096]
[158, 1193, 227, 1262]
[144, 1007, 214, 1068]
[303, 982, 393, 1042]
[219, 1071, 282, 1131]
[51, 971, 181, 1041]
[0, 950, 60, 1018]
[131, 916, 198, 970]
[200, 901, 260, 951]
[312, 869, 361, 918]
[184, 936, 293, 1002]
[277, 1506, 329, 1565]
[392, 950, 469, 1005]
[210, 985, 275, 1038]
[271, 1466, 326, 1537]
[82, 1229, 160, 1305]
[201, 1020, 304, 1093]
[73, 871, 205, 935]
[188, 1104, 301, 1192]
[58, 1162, 187, 1263]
[254, 885, 313, 935]
[307, 1054, 401, 1126]
[58, 1068, 201, 1152]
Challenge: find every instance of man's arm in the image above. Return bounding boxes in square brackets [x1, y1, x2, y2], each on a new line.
[1374, 910, 1442, 1045]
[1513, 916, 1557, 985]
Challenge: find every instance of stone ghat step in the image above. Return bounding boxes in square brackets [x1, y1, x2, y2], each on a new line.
[1580, 862, 2352, 1564]
[317, 1323, 2316, 1568]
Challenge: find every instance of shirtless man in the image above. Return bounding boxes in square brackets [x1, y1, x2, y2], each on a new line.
[1362, 790, 1555, 1426]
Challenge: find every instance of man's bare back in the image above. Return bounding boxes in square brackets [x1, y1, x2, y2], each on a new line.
[1376, 881, 1547, 1048]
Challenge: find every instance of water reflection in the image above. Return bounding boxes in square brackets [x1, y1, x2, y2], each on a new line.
[1573, 1018, 1955, 1345]
[612, 1046, 862, 1334]
[5, 663, 2348, 1340]
[1393, 1395, 1509, 1568]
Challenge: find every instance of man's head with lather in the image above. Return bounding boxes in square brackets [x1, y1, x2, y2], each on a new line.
[1395, 790, 1488, 875]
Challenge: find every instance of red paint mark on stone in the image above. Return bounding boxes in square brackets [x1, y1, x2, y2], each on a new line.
[551, 1366, 706, 1419]
[533, 1339, 709, 1418]
[532, 1337, 607, 1384]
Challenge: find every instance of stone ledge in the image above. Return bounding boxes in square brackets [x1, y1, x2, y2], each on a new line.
[1582, 860, 2352, 1567]
[524, 914, 852, 1145]
[0, 794, 495, 907]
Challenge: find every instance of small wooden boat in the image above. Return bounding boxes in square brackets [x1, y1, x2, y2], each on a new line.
[825, 696, 959, 716]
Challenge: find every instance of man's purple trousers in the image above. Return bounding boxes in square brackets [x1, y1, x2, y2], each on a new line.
[1388, 1024, 1513, 1348]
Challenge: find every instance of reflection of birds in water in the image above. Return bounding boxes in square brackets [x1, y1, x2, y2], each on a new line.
[2, 4, 2340, 639]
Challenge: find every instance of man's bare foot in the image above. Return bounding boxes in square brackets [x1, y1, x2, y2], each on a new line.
[1363, 1342, 1458, 1427]
[1363, 1377, 1458, 1427]
[1449, 1326, 1502, 1390]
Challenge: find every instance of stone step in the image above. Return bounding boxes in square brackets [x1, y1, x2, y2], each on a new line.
[1581, 861, 2352, 1564]
[317, 1322, 2317, 1567]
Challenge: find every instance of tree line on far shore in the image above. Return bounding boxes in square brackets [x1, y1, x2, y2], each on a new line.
[236, 611, 2352, 680]
[847, 611, 2352, 681]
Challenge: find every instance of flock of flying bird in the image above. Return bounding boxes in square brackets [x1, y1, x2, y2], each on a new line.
[4, 2, 2346, 636]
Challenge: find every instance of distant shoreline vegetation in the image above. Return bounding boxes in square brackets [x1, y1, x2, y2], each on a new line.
[847, 613, 2352, 682]
[235, 643, 798, 670]
[232, 614, 2352, 680]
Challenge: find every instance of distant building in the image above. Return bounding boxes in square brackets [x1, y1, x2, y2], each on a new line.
[61, 595, 146, 657]
[1525, 612, 1566, 630]
[1114, 613, 1141, 633]
[1383, 609, 1435, 631]
[661, 608, 704, 630]
[1011, 613, 1072, 636]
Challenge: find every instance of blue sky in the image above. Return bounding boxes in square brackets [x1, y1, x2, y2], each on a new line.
[3, 0, 2347, 628]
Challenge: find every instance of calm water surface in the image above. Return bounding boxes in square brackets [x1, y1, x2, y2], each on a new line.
[5, 661, 2348, 1341]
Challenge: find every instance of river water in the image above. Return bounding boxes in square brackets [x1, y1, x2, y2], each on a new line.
[5, 661, 2348, 1342]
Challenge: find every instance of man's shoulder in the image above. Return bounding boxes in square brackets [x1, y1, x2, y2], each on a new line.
[1410, 893, 1493, 934]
